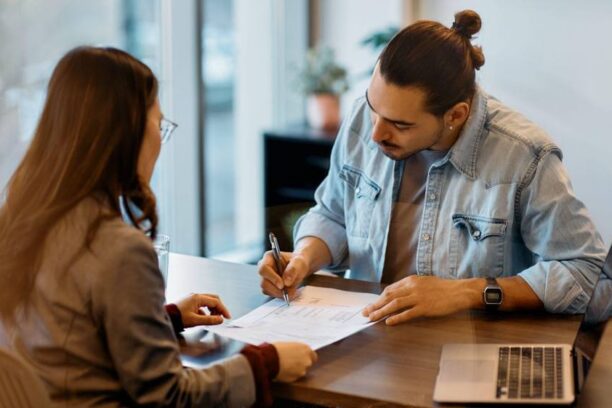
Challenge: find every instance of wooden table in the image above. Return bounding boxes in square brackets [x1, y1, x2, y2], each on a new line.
[577, 319, 612, 407]
[166, 253, 582, 407]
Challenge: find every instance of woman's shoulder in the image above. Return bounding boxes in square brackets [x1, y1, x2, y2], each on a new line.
[73, 199, 161, 296]
[38, 197, 160, 312]
[96, 218, 153, 253]
[55, 197, 156, 266]
[91, 211, 155, 261]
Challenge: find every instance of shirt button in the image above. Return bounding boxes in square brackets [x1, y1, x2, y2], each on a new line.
[472, 230, 481, 239]
[428, 193, 436, 200]
[355, 187, 361, 195]
[422, 233, 431, 241]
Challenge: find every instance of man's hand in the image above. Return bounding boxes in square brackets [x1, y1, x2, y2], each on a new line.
[258, 251, 310, 300]
[258, 236, 333, 300]
[362, 275, 479, 325]
[176, 293, 231, 328]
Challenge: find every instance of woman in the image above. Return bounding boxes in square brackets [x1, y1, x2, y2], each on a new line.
[0, 46, 316, 407]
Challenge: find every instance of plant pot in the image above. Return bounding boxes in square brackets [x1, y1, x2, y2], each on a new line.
[306, 93, 340, 131]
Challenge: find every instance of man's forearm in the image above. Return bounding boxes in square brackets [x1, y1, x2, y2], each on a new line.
[293, 236, 333, 277]
[462, 276, 544, 311]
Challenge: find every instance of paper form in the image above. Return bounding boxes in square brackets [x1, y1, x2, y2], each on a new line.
[204, 285, 380, 350]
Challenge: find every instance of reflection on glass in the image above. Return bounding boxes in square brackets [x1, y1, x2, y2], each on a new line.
[0, 0, 159, 193]
[202, 0, 237, 256]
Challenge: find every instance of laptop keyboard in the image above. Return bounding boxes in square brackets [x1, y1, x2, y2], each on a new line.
[496, 346, 564, 400]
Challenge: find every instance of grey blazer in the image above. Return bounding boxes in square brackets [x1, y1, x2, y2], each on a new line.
[0, 198, 255, 407]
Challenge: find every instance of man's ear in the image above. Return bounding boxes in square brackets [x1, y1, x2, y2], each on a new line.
[444, 101, 470, 129]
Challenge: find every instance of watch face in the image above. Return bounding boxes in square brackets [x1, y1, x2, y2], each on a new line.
[485, 287, 503, 305]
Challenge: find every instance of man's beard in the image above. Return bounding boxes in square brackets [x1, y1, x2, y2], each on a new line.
[378, 128, 445, 161]
[380, 148, 414, 161]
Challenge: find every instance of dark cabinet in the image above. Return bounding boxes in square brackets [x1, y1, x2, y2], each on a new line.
[264, 127, 336, 251]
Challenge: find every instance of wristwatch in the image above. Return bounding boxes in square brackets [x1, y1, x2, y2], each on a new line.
[483, 277, 503, 310]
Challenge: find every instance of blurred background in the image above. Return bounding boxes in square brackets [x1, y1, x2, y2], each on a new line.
[1, 0, 611, 262]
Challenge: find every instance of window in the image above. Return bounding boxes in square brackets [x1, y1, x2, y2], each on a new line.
[0, 0, 160, 192]
[202, 0, 237, 256]
[0, 0, 308, 260]
[202, 0, 308, 260]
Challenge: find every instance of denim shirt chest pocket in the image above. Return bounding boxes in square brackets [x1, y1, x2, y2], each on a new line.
[340, 165, 381, 238]
[449, 214, 507, 278]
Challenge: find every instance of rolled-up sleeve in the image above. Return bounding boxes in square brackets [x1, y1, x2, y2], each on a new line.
[517, 151, 606, 313]
[294, 210, 348, 270]
[293, 100, 365, 270]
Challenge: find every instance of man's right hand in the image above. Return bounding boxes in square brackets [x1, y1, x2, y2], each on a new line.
[258, 251, 310, 300]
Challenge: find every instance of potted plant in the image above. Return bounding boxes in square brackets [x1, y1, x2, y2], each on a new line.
[360, 26, 399, 75]
[297, 47, 349, 131]
[361, 26, 399, 54]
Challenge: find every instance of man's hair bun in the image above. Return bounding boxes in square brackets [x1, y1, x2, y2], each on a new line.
[452, 10, 485, 70]
[452, 10, 482, 40]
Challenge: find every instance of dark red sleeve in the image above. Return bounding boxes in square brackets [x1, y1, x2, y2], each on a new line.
[164, 303, 184, 334]
[258, 343, 280, 379]
[240, 343, 280, 408]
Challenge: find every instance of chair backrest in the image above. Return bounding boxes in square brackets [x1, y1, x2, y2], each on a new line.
[603, 244, 612, 278]
[0, 347, 52, 408]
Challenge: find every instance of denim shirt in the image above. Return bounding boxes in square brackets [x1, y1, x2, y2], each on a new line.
[294, 87, 607, 314]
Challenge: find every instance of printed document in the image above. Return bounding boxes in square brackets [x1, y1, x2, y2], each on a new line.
[204, 285, 379, 350]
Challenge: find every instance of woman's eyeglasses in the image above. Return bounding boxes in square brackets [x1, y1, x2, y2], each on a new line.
[160, 118, 178, 144]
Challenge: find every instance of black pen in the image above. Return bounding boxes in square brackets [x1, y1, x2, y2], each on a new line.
[268, 233, 290, 306]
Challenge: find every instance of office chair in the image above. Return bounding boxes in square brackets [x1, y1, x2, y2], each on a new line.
[0, 347, 52, 407]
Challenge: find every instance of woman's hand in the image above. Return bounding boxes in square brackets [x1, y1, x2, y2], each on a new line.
[175, 293, 231, 328]
[272, 342, 318, 382]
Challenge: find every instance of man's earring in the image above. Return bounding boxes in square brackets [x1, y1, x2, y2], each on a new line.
[449, 125, 454, 131]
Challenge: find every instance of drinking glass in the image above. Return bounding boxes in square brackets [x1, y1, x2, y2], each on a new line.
[153, 234, 170, 285]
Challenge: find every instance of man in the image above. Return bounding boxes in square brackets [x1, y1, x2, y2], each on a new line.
[259, 10, 606, 325]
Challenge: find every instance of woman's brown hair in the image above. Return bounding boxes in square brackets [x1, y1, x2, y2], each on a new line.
[379, 9, 485, 116]
[0, 46, 159, 322]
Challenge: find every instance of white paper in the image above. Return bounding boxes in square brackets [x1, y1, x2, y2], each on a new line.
[204, 285, 379, 350]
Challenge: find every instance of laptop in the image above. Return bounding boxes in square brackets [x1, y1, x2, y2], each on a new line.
[433, 246, 612, 405]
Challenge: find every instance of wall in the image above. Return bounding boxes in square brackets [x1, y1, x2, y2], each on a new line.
[417, 0, 612, 246]
[315, 0, 409, 115]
